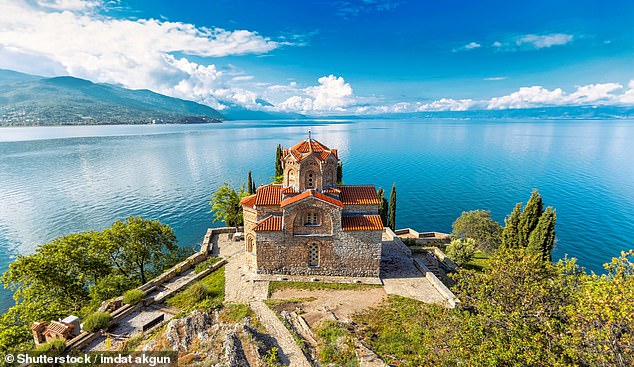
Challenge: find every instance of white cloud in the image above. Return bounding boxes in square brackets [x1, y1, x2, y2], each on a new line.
[231, 75, 255, 82]
[492, 41, 502, 48]
[487, 86, 565, 109]
[453, 41, 481, 52]
[277, 75, 356, 113]
[36, 0, 101, 11]
[484, 76, 507, 81]
[0, 1, 282, 109]
[417, 98, 475, 112]
[515, 33, 574, 49]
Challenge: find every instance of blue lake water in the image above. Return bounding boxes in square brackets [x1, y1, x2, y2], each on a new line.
[1, 119, 634, 313]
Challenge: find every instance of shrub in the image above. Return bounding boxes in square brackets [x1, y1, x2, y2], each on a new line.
[34, 338, 67, 354]
[446, 238, 476, 266]
[122, 289, 145, 305]
[82, 312, 112, 332]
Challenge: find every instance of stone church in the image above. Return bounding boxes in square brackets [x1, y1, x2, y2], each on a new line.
[240, 133, 383, 278]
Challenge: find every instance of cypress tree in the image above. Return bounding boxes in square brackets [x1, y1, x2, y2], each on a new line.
[527, 207, 557, 262]
[337, 161, 343, 184]
[247, 171, 254, 194]
[252, 180, 256, 194]
[501, 203, 522, 249]
[377, 188, 388, 226]
[388, 183, 397, 230]
[518, 189, 543, 247]
[275, 144, 283, 179]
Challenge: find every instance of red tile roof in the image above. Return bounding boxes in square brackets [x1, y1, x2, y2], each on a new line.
[284, 138, 337, 163]
[281, 186, 297, 194]
[338, 185, 381, 205]
[44, 321, 72, 336]
[240, 194, 257, 208]
[323, 187, 341, 194]
[342, 215, 384, 231]
[280, 189, 344, 208]
[254, 184, 282, 206]
[253, 215, 282, 231]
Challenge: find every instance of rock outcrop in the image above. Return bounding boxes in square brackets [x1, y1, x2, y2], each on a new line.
[164, 310, 214, 352]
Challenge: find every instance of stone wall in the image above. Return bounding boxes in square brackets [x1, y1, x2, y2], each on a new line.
[254, 198, 381, 277]
[342, 204, 379, 214]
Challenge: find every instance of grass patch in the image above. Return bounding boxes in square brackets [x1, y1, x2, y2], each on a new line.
[463, 251, 491, 272]
[353, 295, 457, 366]
[122, 289, 145, 305]
[316, 320, 358, 367]
[167, 265, 225, 311]
[82, 312, 112, 332]
[194, 257, 221, 274]
[268, 281, 381, 297]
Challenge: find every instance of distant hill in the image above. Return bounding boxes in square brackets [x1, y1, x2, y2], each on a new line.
[333, 105, 634, 120]
[0, 70, 223, 126]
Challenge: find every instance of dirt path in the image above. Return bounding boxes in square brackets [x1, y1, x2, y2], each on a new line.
[250, 300, 312, 367]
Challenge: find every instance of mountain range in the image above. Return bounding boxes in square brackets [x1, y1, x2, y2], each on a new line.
[1, 69, 632, 126]
[0, 70, 224, 126]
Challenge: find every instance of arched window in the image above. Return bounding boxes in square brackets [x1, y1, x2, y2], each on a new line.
[288, 169, 295, 186]
[308, 243, 319, 267]
[246, 236, 254, 253]
[305, 212, 319, 226]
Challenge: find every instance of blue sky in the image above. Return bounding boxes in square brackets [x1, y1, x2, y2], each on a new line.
[0, 0, 633, 114]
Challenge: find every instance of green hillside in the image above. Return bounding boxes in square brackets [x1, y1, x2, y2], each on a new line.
[0, 70, 223, 126]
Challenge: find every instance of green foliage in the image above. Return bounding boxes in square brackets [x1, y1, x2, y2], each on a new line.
[122, 289, 145, 305]
[452, 210, 502, 253]
[103, 216, 178, 284]
[463, 250, 491, 272]
[89, 274, 135, 305]
[501, 202, 522, 249]
[167, 266, 225, 311]
[446, 238, 476, 266]
[247, 170, 254, 194]
[388, 183, 397, 230]
[275, 144, 283, 178]
[262, 346, 284, 367]
[377, 187, 388, 226]
[34, 338, 67, 355]
[219, 303, 257, 324]
[316, 321, 358, 366]
[337, 161, 343, 184]
[209, 182, 248, 227]
[0, 217, 179, 353]
[527, 207, 557, 262]
[82, 312, 112, 332]
[194, 257, 221, 274]
[518, 188, 544, 247]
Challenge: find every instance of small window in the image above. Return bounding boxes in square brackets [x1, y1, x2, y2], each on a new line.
[307, 173, 314, 188]
[308, 244, 319, 267]
[305, 212, 319, 226]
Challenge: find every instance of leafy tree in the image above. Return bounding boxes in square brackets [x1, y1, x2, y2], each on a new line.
[247, 170, 254, 194]
[518, 189, 543, 247]
[88, 274, 134, 305]
[102, 216, 178, 284]
[452, 210, 502, 253]
[274, 144, 283, 183]
[336, 161, 343, 184]
[377, 187, 388, 226]
[388, 183, 397, 230]
[446, 238, 476, 266]
[564, 250, 634, 366]
[527, 207, 557, 262]
[501, 202, 522, 249]
[210, 182, 248, 228]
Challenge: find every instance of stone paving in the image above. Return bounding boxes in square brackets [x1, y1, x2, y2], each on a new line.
[380, 240, 448, 306]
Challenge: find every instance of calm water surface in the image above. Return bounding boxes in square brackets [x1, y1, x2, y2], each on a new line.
[1, 119, 633, 312]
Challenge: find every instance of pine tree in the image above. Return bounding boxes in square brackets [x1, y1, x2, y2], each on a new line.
[377, 188, 388, 226]
[275, 144, 283, 181]
[336, 161, 343, 184]
[388, 183, 397, 230]
[527, 207, 557, 262]
[247, 171, 254, 194]
[252, 180, 257, 194]
[518, 189, 543, 247]
[501, 203, 522, 249]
